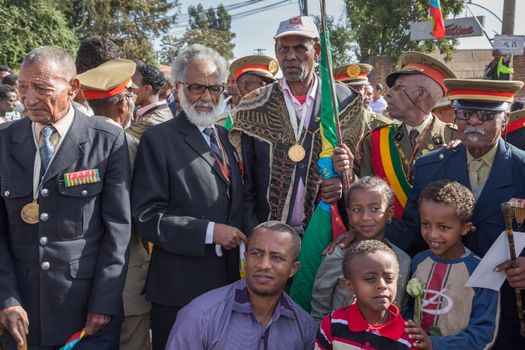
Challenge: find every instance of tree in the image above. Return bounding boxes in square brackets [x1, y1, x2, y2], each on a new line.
[160, 3, 236, 61]
[344, 0, 464, 63]
[0, 0, 79, 69]
[313, 15, 354, 67]
[62, 0, 179, 63]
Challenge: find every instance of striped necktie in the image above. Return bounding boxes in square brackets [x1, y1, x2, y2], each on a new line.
[204, 127, 225, 165]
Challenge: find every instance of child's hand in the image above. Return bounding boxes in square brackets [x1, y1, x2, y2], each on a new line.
[405, 320, 433, 350]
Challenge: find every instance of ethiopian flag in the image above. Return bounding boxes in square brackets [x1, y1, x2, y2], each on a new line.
[430, 0, 446, 39]
[289, 19, 344, 312]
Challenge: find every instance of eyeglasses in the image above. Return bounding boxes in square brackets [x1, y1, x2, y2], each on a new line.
[181, 82, 225, 95]
[455, 109, 504, 122]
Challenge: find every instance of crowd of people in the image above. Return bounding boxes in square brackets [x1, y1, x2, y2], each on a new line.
[0, 14, 525, 350]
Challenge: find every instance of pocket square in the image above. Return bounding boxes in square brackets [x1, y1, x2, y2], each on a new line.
[64, 169, 100, 187]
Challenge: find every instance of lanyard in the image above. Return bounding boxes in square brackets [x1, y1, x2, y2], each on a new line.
[283, 93, 309, 144]
[210, 128, 230, 182]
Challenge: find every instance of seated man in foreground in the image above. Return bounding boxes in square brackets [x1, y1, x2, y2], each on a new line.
[165, 221, 317, 350]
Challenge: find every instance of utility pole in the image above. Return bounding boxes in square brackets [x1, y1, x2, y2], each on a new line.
[299, 0, 308, 16]
[502, 0, 516, 34]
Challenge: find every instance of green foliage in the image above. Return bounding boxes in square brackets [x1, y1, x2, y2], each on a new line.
[160, 3, 235, 63]
[62, 0, 179, 63]
[313, 15, 354, 66]
[159, 28, 235, 65]
[0, 0, 78, 70]
[344, 0, 464, 63]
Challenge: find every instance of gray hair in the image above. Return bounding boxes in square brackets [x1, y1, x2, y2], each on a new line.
[171, 44, 227, 83]
[249, 221, 301, 261]
[22, 46, 76, 81]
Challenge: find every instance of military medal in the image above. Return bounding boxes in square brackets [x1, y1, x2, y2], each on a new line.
[21, 200, 39, 224]
[288, 144, 306, 162]
[283, 88, 309, 163]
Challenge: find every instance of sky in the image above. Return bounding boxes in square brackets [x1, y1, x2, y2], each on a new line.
[167, 0, 525, 60]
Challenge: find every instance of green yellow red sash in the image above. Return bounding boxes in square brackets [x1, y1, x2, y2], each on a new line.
[371, 126, 412, 218]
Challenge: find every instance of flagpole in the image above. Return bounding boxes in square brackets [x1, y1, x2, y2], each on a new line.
[320, 0, 351, 192]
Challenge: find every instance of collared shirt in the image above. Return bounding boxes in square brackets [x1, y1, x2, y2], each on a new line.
[282, 77, 319, 227]
[316, 303, 414, 350]
[370, 96, 388, 115]
[135, 100, 167, 118]
[466, 141, 499, 193]
[405, 113, 432, 136]
[166, 279, 317, 350]
[33, 105, 75, 147]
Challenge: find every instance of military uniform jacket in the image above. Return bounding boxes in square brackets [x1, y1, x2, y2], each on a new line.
[0, 109, 132, 346]
[386, 140, 525, 349]
[360, 115, 457, 218]
[131, 113, 244, 308]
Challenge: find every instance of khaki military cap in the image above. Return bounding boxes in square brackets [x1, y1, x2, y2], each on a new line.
[445, 79, 524, 111]
[509, 108, 525, 125]
[333, 63, 372, 86]
[386, 52, 456, 93]
[229, 55, 279, 81]
[78, 59, 137, 100]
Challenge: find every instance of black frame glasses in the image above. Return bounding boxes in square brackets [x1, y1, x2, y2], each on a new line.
[455, 109, 504, 122]
[181, 82, 225, 95]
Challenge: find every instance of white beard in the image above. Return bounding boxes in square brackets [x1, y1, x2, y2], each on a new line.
[178, 88, 223, 128]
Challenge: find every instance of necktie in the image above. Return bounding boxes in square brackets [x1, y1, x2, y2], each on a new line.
[40, 126, 56, 171]
[204, 127, 225, 165]
[409, 129, 419, 150]
[468, 159, 485, 192]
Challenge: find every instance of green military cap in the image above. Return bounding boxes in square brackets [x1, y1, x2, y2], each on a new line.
[386, 51, 456, 93]
[445, 79, 524, 112]
[229, 55, 279, 82]
[77, 59, 138, 100]
[333, 63, 373, 86]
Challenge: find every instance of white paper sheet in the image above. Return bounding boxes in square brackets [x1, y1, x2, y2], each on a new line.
[465, 231, 525, 291]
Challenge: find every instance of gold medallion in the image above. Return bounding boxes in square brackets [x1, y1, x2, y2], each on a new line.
[422, 149, 429, 155]
[428, 144, 435, 150]
[21, 201, 39, 224]
[268, 60, 279, 75]
[288, 144, 306, 162]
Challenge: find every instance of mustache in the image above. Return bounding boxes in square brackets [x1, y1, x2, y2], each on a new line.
[192, 101, 215, 108]
[463, 126, 486, 135]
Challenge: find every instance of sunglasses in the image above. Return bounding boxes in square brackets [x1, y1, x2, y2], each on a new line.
[455, 109, 504, 122]
[181, 82, 225, 96]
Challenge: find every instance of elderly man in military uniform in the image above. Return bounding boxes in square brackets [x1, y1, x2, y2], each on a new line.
[221, 55, 279, 130]
[78, 59, 152, 350]
[337, 52, 458, 220]
[230, 16, 363, 234]
[0, 47, 131, 349]
[389, 79, 525, 350]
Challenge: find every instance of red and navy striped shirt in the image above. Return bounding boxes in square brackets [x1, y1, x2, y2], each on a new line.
[315, 303, 415, 350]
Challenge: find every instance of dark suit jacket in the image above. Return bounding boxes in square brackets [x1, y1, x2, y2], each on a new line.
[131, 113, 243, 307]
[241, 80, 358, 232]
[387, 139, 525, 344]
[0, 109, 131, 346]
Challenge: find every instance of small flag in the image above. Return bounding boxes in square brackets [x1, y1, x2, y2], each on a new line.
[59, 329, 85, 350]
[430, 0, 446, 39]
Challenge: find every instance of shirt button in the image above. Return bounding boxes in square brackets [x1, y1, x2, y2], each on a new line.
[40, 213, 49, 221]
[41, 188, 49, 197]
[3, 190, 10, 197]
[40, 236, 48, 245]
[81, 190, 88, 196]
[41, 261, 50, 270]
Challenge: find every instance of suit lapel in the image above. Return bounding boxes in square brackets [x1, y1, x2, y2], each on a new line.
[43, 109, 89, 182]
[11, 118, 36, 174]
[178, 113, 229, 185]
[474, 140, 516, 223]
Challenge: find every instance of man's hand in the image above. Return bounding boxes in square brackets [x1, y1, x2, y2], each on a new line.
[0, 306, 29, 346]
[495, 256, 525, 288]
[405, 320, 433, 349]
[84, 312, 111, 336]
[320, 177, 343, 204]
[322, 231, 355, 256]
[213, 224, 247, 250]
[333, 144, 354, 175]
